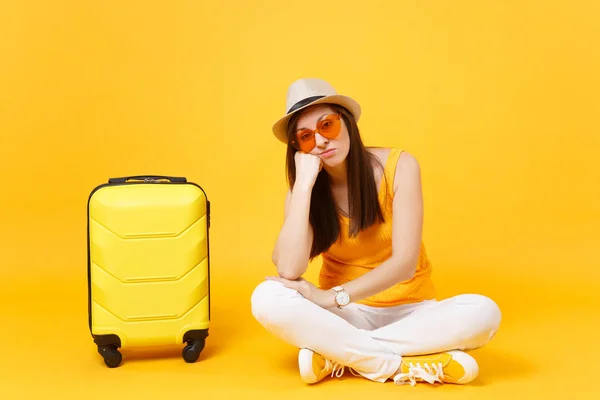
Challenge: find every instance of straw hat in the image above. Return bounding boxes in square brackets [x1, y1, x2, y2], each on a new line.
[272, 78, 361, 143]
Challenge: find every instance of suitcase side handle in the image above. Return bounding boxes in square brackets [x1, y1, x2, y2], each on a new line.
[108, 175, 187, 183]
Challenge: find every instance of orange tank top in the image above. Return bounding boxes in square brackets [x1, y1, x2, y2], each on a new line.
[318, 148, 436, 307]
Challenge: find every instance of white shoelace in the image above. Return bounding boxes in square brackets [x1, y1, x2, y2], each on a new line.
[393, 361, 445, 386]
[327, 359, 362, 378]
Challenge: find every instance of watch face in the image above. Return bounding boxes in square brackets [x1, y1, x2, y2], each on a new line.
[336, 291, 350, 306]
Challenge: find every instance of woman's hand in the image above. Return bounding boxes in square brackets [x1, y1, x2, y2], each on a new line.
[294, 151, 322, 190]
[265, 276, 335, 309]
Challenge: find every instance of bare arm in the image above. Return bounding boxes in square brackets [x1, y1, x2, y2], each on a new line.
[271, 186, 314, 279]
[338, 151, 424, 302]
[271, 152, 322, 280]
[267, 151, 425, 310]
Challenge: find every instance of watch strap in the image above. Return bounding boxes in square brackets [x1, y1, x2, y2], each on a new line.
[331, 286, 349, 308]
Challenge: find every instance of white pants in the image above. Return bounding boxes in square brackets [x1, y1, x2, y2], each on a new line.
[250, 280, 502, 383]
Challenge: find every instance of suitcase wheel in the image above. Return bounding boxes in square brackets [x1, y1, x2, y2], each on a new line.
[98, 344, 122, 368]
[182, 338, 206, 363]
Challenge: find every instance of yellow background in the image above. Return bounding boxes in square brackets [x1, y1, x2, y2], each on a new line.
[1, 0, 598, 398]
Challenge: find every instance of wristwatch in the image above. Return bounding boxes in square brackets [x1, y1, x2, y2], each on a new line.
[332, 286, 350, 308]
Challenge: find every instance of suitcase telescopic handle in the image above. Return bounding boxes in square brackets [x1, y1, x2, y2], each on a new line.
[108, 175, 187, 183]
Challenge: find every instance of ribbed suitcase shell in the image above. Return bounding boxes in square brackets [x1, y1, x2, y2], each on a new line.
[87, 176, 210, 367]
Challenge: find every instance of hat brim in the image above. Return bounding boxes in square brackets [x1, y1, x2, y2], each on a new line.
[272, 95, 362, 144]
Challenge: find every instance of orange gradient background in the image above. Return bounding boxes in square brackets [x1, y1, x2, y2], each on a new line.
[1, 0, 599, 398]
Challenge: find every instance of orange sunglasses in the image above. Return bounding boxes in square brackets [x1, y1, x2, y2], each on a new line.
[290, 113, 342, 152]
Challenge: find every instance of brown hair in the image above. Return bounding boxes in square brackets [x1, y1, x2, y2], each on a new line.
[285, 104, 386, 259]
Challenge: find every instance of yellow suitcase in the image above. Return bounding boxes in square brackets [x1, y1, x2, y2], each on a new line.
[87, 175, 210, 367]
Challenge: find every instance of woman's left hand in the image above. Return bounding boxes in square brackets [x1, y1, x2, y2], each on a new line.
[265, 276, 335, 309]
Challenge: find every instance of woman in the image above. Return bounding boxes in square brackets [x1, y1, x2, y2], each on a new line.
[251, 78, 501, 386]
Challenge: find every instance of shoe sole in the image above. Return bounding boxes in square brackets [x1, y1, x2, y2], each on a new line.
[446, 350, 479, 384]
[298, 348, 319, 384]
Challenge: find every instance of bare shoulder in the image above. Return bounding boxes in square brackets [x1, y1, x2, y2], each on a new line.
[365, 146, 419, 174]
[397, 150, 420, 171]
[366, 147, 393, 186]
[393, 150, 421, 192]
[366, 146, 392, 166]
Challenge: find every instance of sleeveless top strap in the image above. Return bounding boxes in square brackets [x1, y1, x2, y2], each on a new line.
[382, 148, 403, 196]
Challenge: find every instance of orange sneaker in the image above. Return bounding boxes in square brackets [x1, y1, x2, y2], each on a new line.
[298, 348, 348, 384]
[393, 350, 479, 386]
